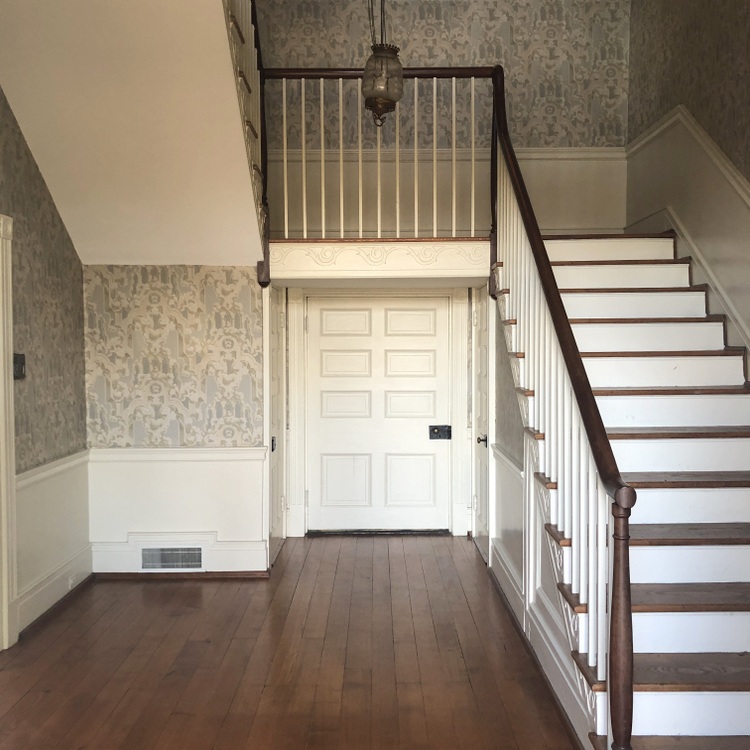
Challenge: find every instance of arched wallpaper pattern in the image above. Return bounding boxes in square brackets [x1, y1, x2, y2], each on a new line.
[84, 266, 264, 449]
[257, 0, 630, 148]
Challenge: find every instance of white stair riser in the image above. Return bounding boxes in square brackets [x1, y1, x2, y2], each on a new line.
[552, 264, 689, 289]
[630, 546, 750, 584]
[633, 692, 750, 735]
[583, 356, 744, 388]
[561, 291, 706, 319]
[633, 611, 750, 653]
[597, 394, 750, 427]
[545, 238, 675, 262]
[572, 321, 724, 352]
[631, 488, 750, 525]
[612, 437, 750, 472]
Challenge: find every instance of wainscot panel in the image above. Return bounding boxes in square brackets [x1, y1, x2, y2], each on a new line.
[88, 448, 268, 573]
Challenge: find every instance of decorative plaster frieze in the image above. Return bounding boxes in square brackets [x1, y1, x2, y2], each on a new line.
[270, 240, 490, 281]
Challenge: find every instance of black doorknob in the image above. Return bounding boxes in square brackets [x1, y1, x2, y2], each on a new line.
[476, 435, 488, 445]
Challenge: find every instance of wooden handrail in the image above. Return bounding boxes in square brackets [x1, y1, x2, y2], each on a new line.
[250, 0, 270, 287]
[490, 65, 636, 750]
[264, 66, 495, 80]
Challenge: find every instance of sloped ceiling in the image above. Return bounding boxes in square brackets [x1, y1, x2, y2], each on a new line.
[0, 0, 262, 265]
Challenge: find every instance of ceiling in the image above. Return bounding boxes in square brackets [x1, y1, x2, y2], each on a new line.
[0, 0, 262, 266]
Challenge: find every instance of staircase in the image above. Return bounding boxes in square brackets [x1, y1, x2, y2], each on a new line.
[540, 234, 750, 747]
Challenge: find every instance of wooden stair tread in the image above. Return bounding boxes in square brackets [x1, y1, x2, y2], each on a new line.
[589, 734, 750, 750]
[631, 523, 750, 546]
[581, 348, 744, 358]
[632, 583, 750, 612]
[608, 425, 750, 439]
[593, 385, 750, 396]
[561, 284, 707, 294]
[633, 652, 750, 691]
[543, 231, 676, 241]
[622, 471, 750, 488]
[569, 315, 722, 325]
[551, 258, 689, 267]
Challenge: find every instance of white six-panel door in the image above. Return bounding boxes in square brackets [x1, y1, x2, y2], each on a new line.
[306, 296, 453, 531]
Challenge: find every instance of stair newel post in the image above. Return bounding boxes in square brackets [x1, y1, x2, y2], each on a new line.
[610, 485, 637, 750]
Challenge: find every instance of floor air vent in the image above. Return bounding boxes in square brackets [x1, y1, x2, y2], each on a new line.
[141, 547, 202, 570]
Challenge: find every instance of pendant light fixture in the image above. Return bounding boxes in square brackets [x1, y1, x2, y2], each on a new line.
[361, 0, 403, 126]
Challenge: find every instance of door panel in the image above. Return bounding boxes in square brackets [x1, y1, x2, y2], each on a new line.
[307, 296, 452, 531]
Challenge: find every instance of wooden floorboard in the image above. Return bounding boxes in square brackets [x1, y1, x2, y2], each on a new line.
[0, 536, 578, 749]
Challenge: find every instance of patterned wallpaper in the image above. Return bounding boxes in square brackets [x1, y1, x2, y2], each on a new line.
[629, 0, 750, 180]
[84, 266, 264, 449]
[0, 87, 87, 473]
[257, 0, 630, 148]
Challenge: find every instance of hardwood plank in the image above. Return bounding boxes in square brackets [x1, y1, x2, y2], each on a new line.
[631, 583, 750, 612]
[0, 536, 579, 750]
[622, 470, 750, 488]
[634, 652, 750, 691]
[630, 523, 750, 546]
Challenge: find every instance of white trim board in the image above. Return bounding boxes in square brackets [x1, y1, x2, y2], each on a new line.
[0, 215, 16, 648]
[627, 105, 750, 353]
[88, 447, 268, 573]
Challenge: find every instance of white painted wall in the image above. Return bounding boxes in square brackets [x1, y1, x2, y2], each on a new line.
[627, 106, 750, 351]
[13, 451, 91, 632]
[0, 0, 262, 266]
[88, 448, 268, 573]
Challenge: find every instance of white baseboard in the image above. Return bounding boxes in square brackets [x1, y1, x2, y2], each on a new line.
[12, 546, 92, 632]
[627, 105, 750, 348]
[88, 448, 268, 573]
[14, 450, 91, 631]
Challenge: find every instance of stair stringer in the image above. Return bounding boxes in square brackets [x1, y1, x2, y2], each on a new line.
[490, 293, 606, 743]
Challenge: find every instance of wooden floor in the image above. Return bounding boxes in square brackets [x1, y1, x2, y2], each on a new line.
[0, 536, 577, 749]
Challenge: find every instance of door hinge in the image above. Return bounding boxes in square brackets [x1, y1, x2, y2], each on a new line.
[304, 315, 309, 333]
[470, 494, 477, 510]
[283, 495, 290, 511]
[472, 310, 478, 327]
[279, 311, 286, 329]
[304, 489, 309, 504]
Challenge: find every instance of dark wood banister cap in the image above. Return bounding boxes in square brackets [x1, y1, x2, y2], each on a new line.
[264, 66, 495, 80]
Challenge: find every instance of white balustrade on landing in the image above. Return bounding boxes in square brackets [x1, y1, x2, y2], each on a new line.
[267, 74, 493, 240]
[496, 159, 610, 680]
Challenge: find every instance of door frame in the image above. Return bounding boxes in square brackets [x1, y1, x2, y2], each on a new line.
[0, 215, 18, 649]
[470, 285, 497, 560]
[286, 287, 471, 537]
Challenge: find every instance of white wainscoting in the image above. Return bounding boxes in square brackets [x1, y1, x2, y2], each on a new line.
[88, 448, 268, 573]
[13, 450, 91, 632]
[489, 445, 525, 623]
[517, 147, 627, 234]
[490, 443, 601, 744]
[627, 105, 750, 351]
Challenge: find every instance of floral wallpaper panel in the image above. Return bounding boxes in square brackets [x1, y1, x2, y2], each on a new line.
[629, 0, 750, 181]
[84, 266, 264, 448]
[257, 0, 630, 148]
[0, 86, 87, 473]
